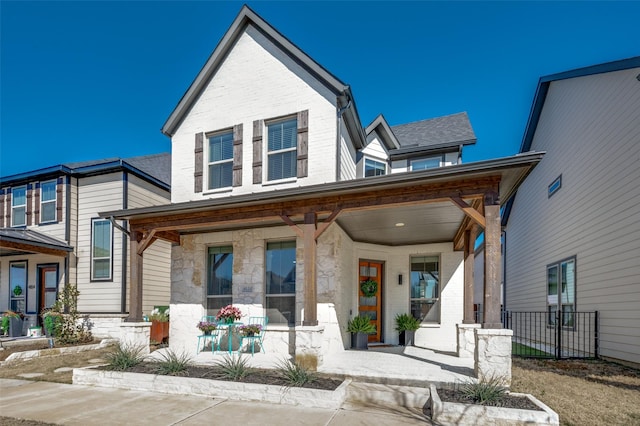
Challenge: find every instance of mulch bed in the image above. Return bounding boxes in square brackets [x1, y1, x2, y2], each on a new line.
[105, 362, 344, 391]
[437, 388, 542, 411]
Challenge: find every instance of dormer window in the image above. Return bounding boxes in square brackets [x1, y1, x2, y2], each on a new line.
[411, 156, 442, 171]
[267, 117, 297, 181]
[364, 158, 386, 177]
[207, 131, 234, 190]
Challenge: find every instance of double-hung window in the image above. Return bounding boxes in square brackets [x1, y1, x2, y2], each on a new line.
[410, 255, 440, 322]
[11, 186, 27, 227]
[207, 246, 233, 312]
[267, 118, 297, 181]
[40, 180, 57, 223]
[547, 257, 576, 327]
[364, 158, 386, 177]
[411, 156, 442, 171]
[91, 218, 112, 281]
[266, 241, 296, 325]
[207, 131, 234, 190]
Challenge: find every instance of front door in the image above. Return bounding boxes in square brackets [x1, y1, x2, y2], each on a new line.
[358, 260, 383, 343]
[38, 265, 58, 325]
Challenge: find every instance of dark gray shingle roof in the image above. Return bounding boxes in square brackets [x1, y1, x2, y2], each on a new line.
[123, 153, 171, 186]
[390, 112, 476, 149]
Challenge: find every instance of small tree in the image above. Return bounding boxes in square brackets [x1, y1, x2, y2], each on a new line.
[50, 283, 92, 344]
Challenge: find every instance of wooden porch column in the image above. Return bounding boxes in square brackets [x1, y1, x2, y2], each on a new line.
[128, 229, 144, 322]
[302, 212, 318, 326]
[463, 226, 478, 324]
[483, 191, 502, 329]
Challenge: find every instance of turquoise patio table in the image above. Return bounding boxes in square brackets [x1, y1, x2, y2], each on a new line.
[217, 322, 243, 354]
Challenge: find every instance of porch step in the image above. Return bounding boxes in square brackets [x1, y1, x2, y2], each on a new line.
[345, 381, 430, 409]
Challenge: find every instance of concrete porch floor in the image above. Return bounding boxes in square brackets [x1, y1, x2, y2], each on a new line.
[164, 344, 475, 388]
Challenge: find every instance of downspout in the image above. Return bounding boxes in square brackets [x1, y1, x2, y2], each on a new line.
[121, 172, 129, 314]
[502, 229, 507, 313]
[336, 99, 352, 182]
[458, 144, 463, 164]
[64, 176, 71, 289]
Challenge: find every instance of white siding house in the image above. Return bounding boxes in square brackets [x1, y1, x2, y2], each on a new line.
[0, 154, 172, 337]
[104, 5, 541, 373]
[503, 57, 640, 365]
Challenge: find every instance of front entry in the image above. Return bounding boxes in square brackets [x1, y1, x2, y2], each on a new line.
[358, 260, 383, 343]
[38, 264, 59, 326]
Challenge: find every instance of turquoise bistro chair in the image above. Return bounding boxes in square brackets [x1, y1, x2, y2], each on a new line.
[196, 316, 220, 354]
[239, 316, 268, 355]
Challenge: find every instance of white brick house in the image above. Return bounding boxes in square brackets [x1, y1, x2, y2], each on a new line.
[103, 6, 541, 368]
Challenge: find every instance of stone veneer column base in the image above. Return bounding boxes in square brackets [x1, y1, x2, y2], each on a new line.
[295, 325, 325, 371]
[474, 328, 513, 386]
[119, 322, 152, 355]
[457, 323, 481, 358]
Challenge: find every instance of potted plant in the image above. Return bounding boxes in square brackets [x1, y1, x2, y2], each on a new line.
[1, 310, 25, 337]
[347, 315, 376, 350]
[148, 307, 170, 344]
[42, 310, 63, 337]
[197, 320, 218, 335]
[395, 313, 420, 346]
[216, 305, 242, 324]
[238, 324, 262, 337]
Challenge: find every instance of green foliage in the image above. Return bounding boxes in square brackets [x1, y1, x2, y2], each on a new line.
[276, 358, 317, 387]
[214, 354, 251, 381]
[49, 283, 92, 344]
[458, 377, 508, 406]
[1, 311, 24, 335]
[394, 313, 420, 332]
[360, 279, 378, 297]
[347, 315, 376, 334]
[105, 343, 146, 371]
[154, 349, 192, 376]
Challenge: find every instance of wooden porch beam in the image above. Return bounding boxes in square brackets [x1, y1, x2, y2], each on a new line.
[314, 208, 341, 240]
[154, 230, 180, 245]
[450, 196, 486, 228]
[302, 212, 318, 326]
[128, 229, 144, 322]
[0, 241, 69, 257]
[463, 225, 479, 324]
[452, 198, 486, 251]
[279, 215, 304, 238]
[483, 190, 502, 329]
[137, 229, 157, 255]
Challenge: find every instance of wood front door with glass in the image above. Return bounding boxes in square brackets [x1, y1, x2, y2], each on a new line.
[358, 260, 383, 343]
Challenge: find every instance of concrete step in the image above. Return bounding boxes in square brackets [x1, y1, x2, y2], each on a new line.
[345, 381, 430, 409]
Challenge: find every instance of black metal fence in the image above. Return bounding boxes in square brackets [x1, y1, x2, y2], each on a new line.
[475, 310, 599, 359]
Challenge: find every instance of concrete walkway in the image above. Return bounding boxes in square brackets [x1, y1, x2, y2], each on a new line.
[0, 379, 432, 425]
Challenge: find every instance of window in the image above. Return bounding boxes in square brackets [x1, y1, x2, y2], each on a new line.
[548, 174, 562, 198]
[11, 185, 27, 227]
[40, 180, 57, 223]
[266, 241, 296, 325]
[411, 156, 442, 171]
[91, 219, 112, 280]
[10, 261, 27, 313]
[207, 131, 234, 189]
[410, 255, 440, 322]
[207, 246, 233, 312]
[547, 257, 576, 327]
[364, 158, 386, 177]
[267, 118, 297, 181]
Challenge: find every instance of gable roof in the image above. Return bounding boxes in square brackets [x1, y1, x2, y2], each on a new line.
[365, 114, 401, 151]
[0, 153, 171, 189]
[391, 112, 476, 149]
[503, 56, 640, 226]
[161, 5, 366, 148]
[0, 228, 73, 257]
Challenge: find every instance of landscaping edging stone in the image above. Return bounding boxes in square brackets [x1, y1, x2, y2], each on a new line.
[429, 384, 559, 426]
[73, 366, 351, 410]
[1, 339, 117, 365]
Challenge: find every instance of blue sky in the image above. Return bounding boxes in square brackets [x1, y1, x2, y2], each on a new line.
[1, 1, 639, 177]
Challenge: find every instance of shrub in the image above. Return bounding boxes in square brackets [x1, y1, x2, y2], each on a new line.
[458, 377, 508, 406]
[104, 344, 146, 371]
[214, 354, 251, 381]
[154, 349, 191, 376]
[276, 358, 317, 387]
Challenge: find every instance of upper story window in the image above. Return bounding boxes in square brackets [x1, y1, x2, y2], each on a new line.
[40, 180, 57, 223]
[411, 156, 442, 171]
[11, 185, 27, 227]
[91, 218, 112, 281]
[267, 117, 297, 181]
[207, 131, 234, 190]
[364, 158, 386, 177]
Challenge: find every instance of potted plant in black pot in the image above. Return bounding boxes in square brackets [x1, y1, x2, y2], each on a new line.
[395, 313, 420, 346]
[347, 315, 376, 350]
[1, 310, 25, 337]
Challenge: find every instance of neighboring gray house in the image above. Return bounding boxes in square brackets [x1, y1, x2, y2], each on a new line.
[0, 154, 172, 336]
[503, 57, 640, 366]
